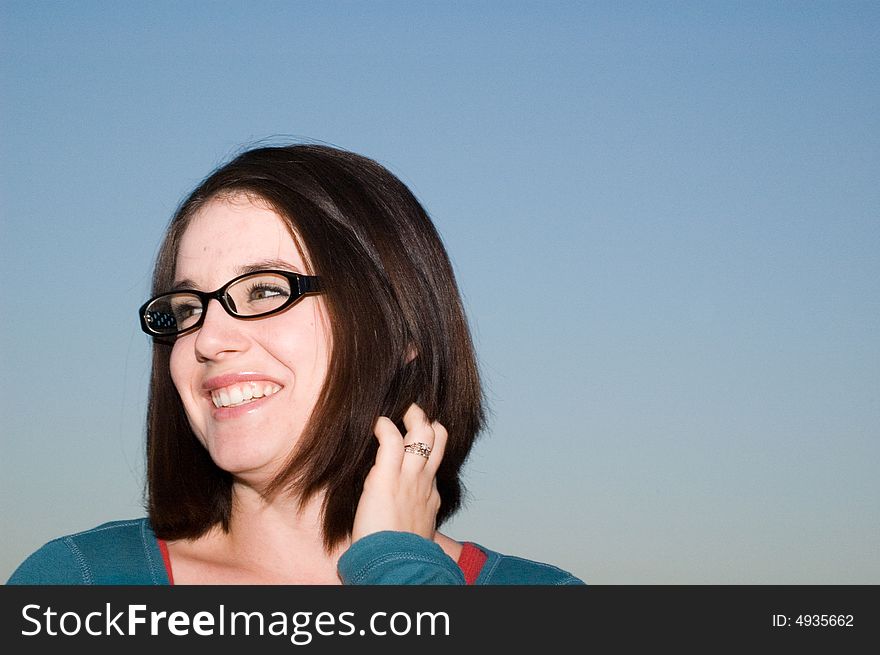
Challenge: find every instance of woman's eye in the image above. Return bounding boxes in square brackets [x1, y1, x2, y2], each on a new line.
[175, 303, 203, 320]
[249, 284, 289, 301]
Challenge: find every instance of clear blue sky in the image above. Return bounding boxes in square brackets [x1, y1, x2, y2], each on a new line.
[1, 1, 878, 583]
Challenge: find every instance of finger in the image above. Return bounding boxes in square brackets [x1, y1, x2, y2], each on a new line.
[401, 403, 432, 439]
[372, 416, 405, 474]
[430, 478, 441, 516]
[423, 420, 448, 476]
[401, 404, 435, 472]
[401, 434, 434, 471]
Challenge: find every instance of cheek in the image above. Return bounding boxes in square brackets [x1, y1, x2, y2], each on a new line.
[265, 325, 331, 383]
[266, 304, 331, 361]
[168, 344, 204, 440]
[168, 344, 191, 398]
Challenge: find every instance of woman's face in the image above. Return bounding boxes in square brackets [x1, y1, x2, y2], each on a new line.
[169, 195, 331, 487]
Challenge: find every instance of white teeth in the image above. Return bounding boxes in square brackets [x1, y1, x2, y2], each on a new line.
[210, 382, 281, 408]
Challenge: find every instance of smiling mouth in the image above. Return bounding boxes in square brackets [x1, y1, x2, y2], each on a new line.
[210, 382, 282, 408]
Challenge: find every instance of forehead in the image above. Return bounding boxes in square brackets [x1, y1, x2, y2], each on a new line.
[174, 196, 307, 284]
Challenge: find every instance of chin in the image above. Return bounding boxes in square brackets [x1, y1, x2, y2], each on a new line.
[208, 444, 289, 481]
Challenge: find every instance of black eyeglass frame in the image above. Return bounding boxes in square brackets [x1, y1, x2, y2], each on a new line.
[138, 269, 322, 339]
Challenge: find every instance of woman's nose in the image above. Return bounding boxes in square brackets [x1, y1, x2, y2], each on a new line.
[192, 298, 249, 361]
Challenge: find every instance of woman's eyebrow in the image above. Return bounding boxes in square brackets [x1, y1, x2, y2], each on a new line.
[169, 277, 197, 292]
[170, 260, 304, 291]
[235, 259, 304, 275]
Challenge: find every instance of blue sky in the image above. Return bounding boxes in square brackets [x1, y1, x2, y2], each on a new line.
[1, 1, 878, 583]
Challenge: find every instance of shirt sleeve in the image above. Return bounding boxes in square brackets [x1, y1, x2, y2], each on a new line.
[6, 540, 89, 585]
[338, 531, 465, 585]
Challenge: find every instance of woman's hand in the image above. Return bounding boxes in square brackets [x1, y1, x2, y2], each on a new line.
[351, 403, 448, 543]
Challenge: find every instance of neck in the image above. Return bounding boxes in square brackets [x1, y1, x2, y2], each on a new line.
[166, 481, 463, 584]
[223, 483, 348, 582]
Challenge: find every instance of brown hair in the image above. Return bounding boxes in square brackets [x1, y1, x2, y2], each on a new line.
[146, 144, 486, 549]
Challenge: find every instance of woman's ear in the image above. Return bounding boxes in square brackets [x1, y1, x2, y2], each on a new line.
[405, 345, 417, 364]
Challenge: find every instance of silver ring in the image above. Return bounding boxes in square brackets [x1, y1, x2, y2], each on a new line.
[403, 441, 432, 459]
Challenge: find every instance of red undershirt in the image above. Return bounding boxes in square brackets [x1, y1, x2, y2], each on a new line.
[157, 539, 487, 585]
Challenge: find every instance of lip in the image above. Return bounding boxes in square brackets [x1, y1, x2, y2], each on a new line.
[201, 372, 285, 420]
[202, 371, 284, 393]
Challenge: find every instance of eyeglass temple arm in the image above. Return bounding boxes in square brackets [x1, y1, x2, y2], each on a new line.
[298, 275, 321, 295]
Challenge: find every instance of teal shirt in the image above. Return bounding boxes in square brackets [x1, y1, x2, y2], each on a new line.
[7, 519, 584, 585]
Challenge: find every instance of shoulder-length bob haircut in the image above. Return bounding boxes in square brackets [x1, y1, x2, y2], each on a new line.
[146, 144, 485, 550]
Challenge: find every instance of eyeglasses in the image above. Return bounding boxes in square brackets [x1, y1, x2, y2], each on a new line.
[139, 269, 322, 338]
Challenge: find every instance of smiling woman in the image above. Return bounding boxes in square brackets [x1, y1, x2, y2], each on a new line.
[7, 143, 585, 585]
[165, 198, 333, 512]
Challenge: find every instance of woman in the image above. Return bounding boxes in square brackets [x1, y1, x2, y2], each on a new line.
[8, 144, 584, 585]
